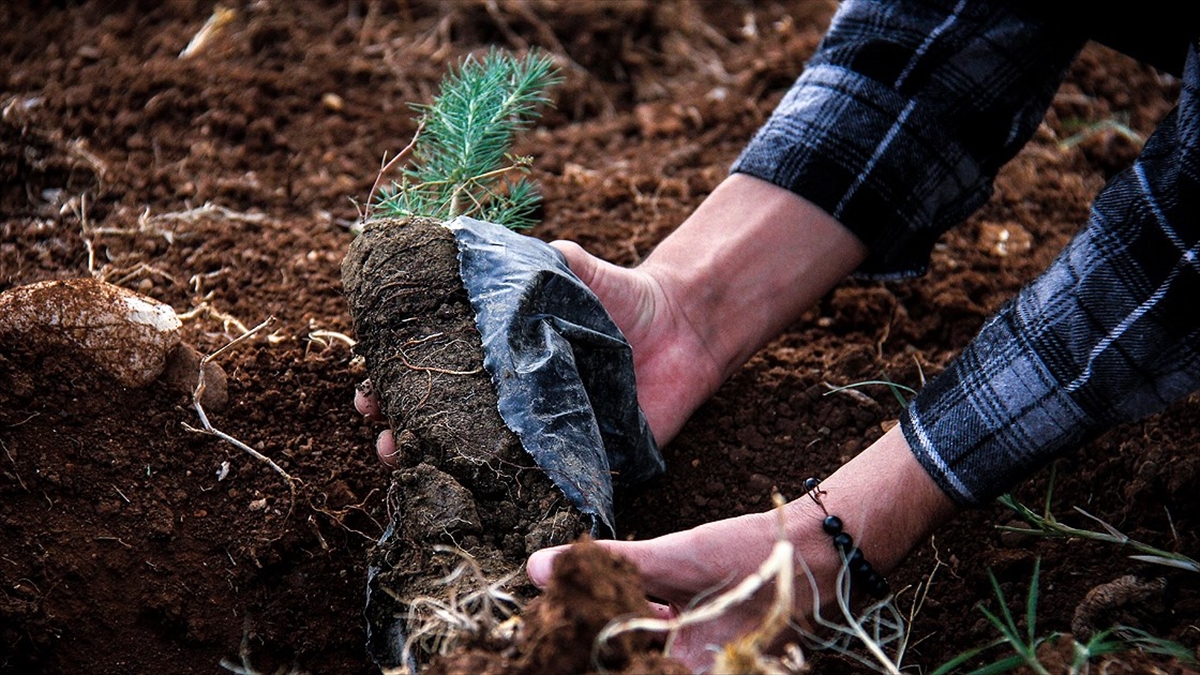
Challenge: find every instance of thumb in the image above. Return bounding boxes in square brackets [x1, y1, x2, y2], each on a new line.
[526, 539, 660, 593]
[549, 239, 601, 287]
[526, 545, 566, 587]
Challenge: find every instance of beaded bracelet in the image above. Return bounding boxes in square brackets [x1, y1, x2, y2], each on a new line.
[803, 477, 891, 599]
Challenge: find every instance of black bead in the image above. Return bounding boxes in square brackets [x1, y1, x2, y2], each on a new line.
[864, 570, 881, 587]
[848, 549, 870, 575]
[822, 515, 843, 536]
[804, 477, 821, 492]
[832, 532, 854, 552]
[869, 577, 891, 599]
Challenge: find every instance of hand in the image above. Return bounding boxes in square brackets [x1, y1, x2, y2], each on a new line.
[356, 173, 869, 460]
[546, 240, 724, 447]
[529, 509, 809, 672]
[526, 426, 959, 672]
[552, 175, 869, 448]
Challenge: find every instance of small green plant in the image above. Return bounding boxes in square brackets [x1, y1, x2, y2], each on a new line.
[1057, 114, 1144, 151]
[823, 371, 918, 409]
[930, 559, 1195, 675]
[372, 48, 561, 229]
[997, 464, 1199, 573]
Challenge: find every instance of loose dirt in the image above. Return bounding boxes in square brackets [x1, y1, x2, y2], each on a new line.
[2, 1, 1197, 673]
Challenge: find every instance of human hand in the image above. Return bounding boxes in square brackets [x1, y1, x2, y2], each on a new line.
[526, 426, 959, 672]
[528, 509, 821, 672]
[546, 240, 725, 447]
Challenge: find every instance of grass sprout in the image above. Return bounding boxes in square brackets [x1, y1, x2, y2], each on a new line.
[930, 559, 1196, 674]
[997, 464, 1199, 574]
[823, 373, 916, 409]
[1057, 115, 1145, 151]
[374, 48, 561, 229]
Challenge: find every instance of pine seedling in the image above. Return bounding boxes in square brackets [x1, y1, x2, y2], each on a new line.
[374, 48, 562, 229]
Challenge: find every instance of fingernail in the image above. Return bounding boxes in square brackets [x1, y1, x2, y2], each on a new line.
[377, 430, 398, 460]
[526, 548, 561, 587]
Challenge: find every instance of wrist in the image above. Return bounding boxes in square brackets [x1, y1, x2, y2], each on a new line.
[640, 174, 868, 383]
[785, 425, 957, 586]
[782, 425, 960, 605]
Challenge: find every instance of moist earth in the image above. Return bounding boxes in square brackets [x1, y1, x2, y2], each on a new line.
[341, 216, 585, 668]
[2, 1, 1198, 673]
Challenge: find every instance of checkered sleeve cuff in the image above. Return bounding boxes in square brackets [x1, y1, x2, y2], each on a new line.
[901, 44, 1200, 505]
[732, 0, 1082, 279]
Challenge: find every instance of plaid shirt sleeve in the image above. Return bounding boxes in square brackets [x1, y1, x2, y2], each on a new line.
[732, 0, 1200, 506]
[903, 45, 1200, 505]
[732, 0, 1085, 278]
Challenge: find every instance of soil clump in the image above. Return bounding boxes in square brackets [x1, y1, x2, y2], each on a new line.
[342, 216, 584, 666]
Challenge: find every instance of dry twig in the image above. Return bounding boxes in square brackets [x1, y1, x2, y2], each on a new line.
[364, 121, 424, 223]
[182, 317, 300, 523]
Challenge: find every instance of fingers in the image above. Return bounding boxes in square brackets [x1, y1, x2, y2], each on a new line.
[527, 538, 681, 606]
[526, 545, 564, 587]
[354, 379, 385, 421]
[526, 543, 676, 619]
[549, 239, 600, 287]
[356, 379, 399, 467]
[647, 600, 673, 620]
[376, 429, 399, 467]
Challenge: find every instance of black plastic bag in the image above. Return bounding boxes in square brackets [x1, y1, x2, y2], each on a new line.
[448, 215, 663, 536]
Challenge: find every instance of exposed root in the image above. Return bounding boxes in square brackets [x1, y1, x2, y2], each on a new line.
[388, 353, 484, 376]
[180, 5, 237, 59]
[179, 300, 253, 336]
[218, 617, 308, 675]
[308, 487, 384, 543]
[1, 436, 28, 492]
[69, 192, 100, 277]
[798, 541, 906, 674]
[398, 546, 524, 671]
[140, 201, 266, 226]
[183, 317, 300, 530]
[307, 329, 357, 349]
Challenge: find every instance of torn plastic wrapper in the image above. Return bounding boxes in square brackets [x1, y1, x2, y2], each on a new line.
[446, 215, 663, 536]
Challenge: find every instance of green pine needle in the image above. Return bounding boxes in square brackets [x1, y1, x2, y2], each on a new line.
[376, 48, 561, 229]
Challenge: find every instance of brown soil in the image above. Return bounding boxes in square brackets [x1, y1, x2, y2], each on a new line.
[2, 1, 1197, 673]
[341, 216, 584, 668]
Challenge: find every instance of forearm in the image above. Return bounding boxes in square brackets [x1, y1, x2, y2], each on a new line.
[639, 173, 868, 384]
[783, 425, 957, 596]
[733, 0, 1084, 279]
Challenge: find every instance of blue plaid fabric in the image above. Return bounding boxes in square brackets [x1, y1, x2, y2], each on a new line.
[733, 0, 1200, 506]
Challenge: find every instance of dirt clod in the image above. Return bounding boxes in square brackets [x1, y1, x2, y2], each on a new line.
[342, 217, 585, 667]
